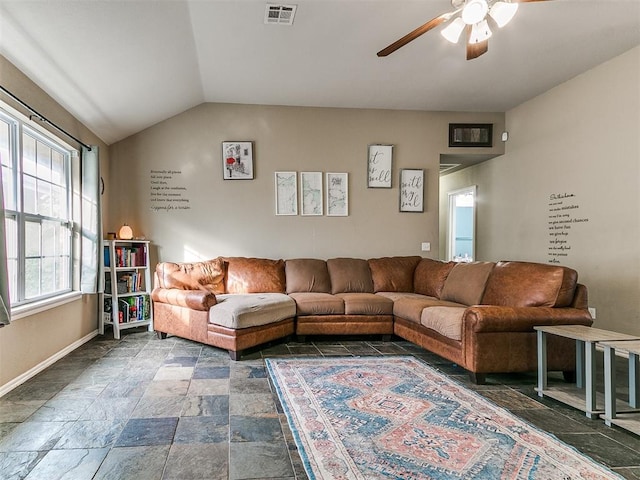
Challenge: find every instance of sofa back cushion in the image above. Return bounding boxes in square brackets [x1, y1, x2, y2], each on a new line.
[368, 256, 422, 292]
[285, 258, 331, 293]
[413, 258, 456, 298]
[327, 258, 374, 294]
[223, 257, 286, 294]
[440, 261, 495, 306]
[155, 258, 226, 294]
[481, 261, 578, 307]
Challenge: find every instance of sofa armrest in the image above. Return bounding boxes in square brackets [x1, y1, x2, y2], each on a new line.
[463, 306, 593, 334]
[151, 288, 217, 311]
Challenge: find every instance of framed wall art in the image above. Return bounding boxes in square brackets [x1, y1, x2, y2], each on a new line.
[367, 144, 393, 188]
[223, 141, 254, 179]
[300, 172, 323, 216]
[399, 169, 424, 212]
[275, 171, 298, 215]
[326, 172, 348, 216]
[448, 124, 493, 147]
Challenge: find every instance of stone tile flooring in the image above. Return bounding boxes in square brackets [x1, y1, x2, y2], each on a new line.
[1, 330, 640, 479]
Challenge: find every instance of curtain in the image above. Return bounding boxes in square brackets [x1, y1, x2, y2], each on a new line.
[80, 145, 102, 294]
[0, 161, 11, 326]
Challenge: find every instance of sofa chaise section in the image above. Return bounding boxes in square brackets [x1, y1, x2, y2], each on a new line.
[152, 257, 296, 360]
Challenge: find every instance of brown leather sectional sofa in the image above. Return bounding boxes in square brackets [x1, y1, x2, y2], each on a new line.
[151, 256, 593, 383]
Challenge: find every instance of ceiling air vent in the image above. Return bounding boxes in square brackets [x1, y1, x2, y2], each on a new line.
[264, 4, 297, 25]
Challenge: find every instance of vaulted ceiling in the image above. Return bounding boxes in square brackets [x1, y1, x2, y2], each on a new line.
[1, 0, 638, 145]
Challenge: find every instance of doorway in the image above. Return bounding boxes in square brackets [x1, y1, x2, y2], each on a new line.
[447, 186, 476, 262]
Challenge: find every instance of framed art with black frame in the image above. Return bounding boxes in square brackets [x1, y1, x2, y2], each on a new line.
[448, 124, 493, 147]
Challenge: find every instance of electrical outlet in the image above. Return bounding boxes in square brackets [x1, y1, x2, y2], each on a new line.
[588, 307, 596, 319]
[421, 242, 431, 252]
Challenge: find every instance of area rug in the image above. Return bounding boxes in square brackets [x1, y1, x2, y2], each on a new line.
[266, 356, 621, 480]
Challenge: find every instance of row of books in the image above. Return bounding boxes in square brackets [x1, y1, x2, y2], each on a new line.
[104, 245, 147, 268]
[118, 272, 145, 293]
[103, 295, 151, 323]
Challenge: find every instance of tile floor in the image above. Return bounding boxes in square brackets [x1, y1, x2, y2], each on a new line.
[1, 330, 640, 479]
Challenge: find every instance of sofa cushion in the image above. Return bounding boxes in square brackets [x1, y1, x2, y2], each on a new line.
[327, 258, 374, 294]
[156, 258, 226, 294]
[223, 257, 286, 294]
[288, 292, 345, 315]
[392, 294, 466, 323]
[413, 259, 456, 298]
[336, 293, 393, 315]
[368, 256, 422, 292]
[285, 259, 331, 293]
[481, 261, 578, 307]
[440, 262, 495, 306]
[209, 293, 296, 329]
[421, 306, 466, 341]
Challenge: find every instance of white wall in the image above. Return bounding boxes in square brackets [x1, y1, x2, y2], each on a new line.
[441, 46, 640, 335]
[109, 104, 504, 263]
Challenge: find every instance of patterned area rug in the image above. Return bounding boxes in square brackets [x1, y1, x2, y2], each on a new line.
[266, 356, 621, 480]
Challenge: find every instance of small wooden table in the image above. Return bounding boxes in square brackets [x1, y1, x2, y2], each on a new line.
[535, 325, 640, 418]
[598, 339, 640, 435]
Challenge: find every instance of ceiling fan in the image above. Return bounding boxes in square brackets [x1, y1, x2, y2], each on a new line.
[377, 0, 548, 60]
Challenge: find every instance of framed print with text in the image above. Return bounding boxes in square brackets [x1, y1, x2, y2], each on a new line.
[367, 144, 393, 188]
[399, 169, 424, 212]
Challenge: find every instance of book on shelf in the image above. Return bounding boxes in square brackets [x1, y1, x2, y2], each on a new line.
[115, 246, 147, 268]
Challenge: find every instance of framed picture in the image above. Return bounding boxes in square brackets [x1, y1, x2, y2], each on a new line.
[300, 172, 323, 216]
[326, 172, 348, 216]
[400, 169, 424, 212]
[275, 171, 298, 215]
[448, 124, 493, 147]
[367, 144, 393, 188]
[222, 141, 254, 179]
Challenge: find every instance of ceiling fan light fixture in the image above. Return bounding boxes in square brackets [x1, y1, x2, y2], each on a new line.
[489, 1, 519, 28]
[461, 0, 489, 25]
[441, 17, 466, 43]
[469, 19, 492, 44]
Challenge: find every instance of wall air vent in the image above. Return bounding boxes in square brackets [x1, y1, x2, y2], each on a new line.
[264, 4, 297, 25]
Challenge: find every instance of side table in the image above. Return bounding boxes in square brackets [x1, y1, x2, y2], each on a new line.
[535, 325, 640, 418]
[598, 339, 640, 435]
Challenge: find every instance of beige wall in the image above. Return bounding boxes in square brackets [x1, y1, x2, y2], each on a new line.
[440, 46, 640, 335]
[0, 55, 108, 390]
[109, 104, 504, 263]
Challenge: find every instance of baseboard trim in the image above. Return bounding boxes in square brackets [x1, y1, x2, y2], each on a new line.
[0, 329, 99, 397]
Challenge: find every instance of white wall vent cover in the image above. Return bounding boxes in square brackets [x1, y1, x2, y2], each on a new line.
[264, 4, 297, 25]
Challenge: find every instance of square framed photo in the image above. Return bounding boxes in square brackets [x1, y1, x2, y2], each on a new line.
[300, 172, 323, 216]
[275, 171, 298, 215]
[326, 172, 348, 216]
[223, 141, 254, 179]
[399, 169, 424, 212]
[367, 144, 393, 188]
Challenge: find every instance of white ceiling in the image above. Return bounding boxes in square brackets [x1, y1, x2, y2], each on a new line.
[1, 0, 638, 145]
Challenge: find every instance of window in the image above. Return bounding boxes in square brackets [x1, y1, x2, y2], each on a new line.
[447, 186, 476, 262]
[0, 107, 74, 306]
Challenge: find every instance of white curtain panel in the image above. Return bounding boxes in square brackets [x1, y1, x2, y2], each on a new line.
[80, 145, 102, 294]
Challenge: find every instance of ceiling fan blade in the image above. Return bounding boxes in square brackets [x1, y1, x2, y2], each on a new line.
[466, 25, 488, 60]
[377, 14, 450, 57]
